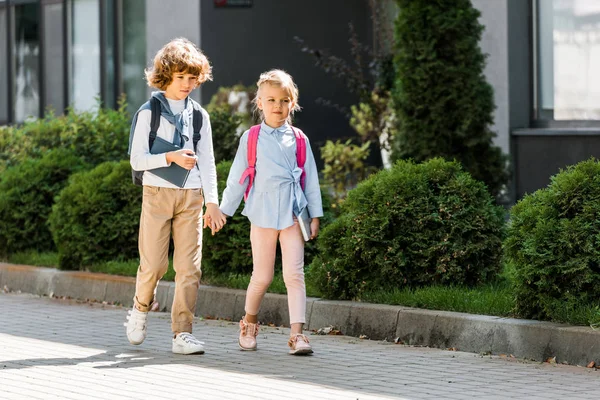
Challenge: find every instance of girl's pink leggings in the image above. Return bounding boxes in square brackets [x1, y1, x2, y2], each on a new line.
[245, 221, 306, 324]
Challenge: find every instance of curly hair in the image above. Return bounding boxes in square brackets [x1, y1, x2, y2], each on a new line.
[145, 38, 212, 90]
[252, 69, 301, 124]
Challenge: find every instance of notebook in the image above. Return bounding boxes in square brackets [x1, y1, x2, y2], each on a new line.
[149, 136, 192, 188]
[297, 207, 312, 242]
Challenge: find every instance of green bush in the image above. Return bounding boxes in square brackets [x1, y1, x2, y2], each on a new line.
[320, 139, 375, 208]
[308, 158, 505, 300]
[202, 160, 334, 278]
[209, 106, 243, 163]
[49, 160, 142, 270]
[207, 84, 255, 128]
[0, 149, 87, 256]
[504, 159, 600, 324]
[391, 0, 508, 198]
[0, 98, 130, 172]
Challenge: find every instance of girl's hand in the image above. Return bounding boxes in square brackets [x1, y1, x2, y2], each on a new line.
[204, 203, 227, 235]
[167, 149, 197, 170]
[310, 218, 320, 240]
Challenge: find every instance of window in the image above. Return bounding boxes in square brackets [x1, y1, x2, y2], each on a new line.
[71, 0, 100, 111]
[536, 0, 600, 121]
[122, 0, 146, 116]
[14, 1, 40, 122]
[0, 3, 8, 123]
[43, 0, 65, 114]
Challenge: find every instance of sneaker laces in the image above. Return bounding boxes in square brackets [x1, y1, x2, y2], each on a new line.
[239, 319, 259, 337]
[288, 333, 310, 347]
[177, 333, 204, 345]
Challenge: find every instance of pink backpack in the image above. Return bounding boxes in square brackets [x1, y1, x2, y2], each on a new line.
[239, 124, 307, 201]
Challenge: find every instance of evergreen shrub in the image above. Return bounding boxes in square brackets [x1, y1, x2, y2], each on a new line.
[391, 0, 508, 198]
[0, 149, 87, 256]
[309, 158, 505, 300]
[504, 159, 600, 323]
[48, 160, 142, 270]
[0, 99, 130, 172]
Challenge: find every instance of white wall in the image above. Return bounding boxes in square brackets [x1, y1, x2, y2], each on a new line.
[472, 0, 510, 155]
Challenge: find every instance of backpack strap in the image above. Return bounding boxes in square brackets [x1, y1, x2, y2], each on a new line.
[291, 127, 307, 191]
[148, 96, 161, 149]
[239, 125, 261, 201]
[192, 105, 202, 153]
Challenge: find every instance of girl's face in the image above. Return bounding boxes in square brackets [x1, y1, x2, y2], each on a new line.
[257, 83, 294, 128]
[164, 71, 198, 101]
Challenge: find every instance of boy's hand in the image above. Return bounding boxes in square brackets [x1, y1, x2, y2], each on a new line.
[167, 149, 197, 170]
[310, 218, 320, 240]
[204, 203, 227, 235]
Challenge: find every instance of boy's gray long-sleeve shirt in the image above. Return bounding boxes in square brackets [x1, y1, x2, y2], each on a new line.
[129, 96, 219, 205]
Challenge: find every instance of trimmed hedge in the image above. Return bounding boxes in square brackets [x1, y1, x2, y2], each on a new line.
[504, 159, 600, 323]
[202, 160, 333, 278]
[308, 158, 505, 300]
[0, 149, 87, 256]
[49, 160, 142, 270]
[0, 100, 130, 173]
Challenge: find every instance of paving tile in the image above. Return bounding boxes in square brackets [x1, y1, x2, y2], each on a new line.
[2, 292, 600, 400]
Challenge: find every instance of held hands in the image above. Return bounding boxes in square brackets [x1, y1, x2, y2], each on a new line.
[310, 218, 320, 240]
[166, 149, 197, 170]
[204, 203, 227, 236]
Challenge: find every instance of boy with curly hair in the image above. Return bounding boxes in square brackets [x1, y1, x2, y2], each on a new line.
[126, 38, 226, 354]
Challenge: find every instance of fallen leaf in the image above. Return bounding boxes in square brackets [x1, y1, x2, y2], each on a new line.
[587, 361, 596, 368]
[546, 357, 556, 364]
[359, 334, 369, 340]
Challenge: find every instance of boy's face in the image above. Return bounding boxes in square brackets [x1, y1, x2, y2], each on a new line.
[257, 83, 294, 128]
[164, 71, 198, 101]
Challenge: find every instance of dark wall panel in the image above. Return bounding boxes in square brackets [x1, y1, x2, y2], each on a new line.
[200, 0, 372, 165]
[514, 131, 600, 198]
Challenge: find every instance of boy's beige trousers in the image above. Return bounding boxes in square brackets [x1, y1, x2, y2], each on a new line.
[134, 185, 204, 334]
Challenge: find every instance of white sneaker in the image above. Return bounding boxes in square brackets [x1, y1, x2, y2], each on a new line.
[124, 307, 148, 345]
[172, 332, 205, 355]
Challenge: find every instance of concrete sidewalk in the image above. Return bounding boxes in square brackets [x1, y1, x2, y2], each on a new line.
[1, 262, 600, 367]
[2, 292, 600, 400]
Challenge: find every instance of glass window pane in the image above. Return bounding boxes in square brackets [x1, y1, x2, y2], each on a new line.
[102, 0, 115, 109]
[123, 0, 146, 116]
[0, 6, 8, 123]
[43, 1, 65, 114]
[539, 0, 600, 120]
[72, 0, 100, 111]
[14, 2, 40, 122]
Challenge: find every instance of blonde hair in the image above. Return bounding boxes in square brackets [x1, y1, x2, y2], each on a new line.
[145, 38, 212, 90]
[252, 69, 301, 124]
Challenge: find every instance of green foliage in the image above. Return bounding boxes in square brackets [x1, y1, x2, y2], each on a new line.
[202, 161, 253, 277]
[309, 158, 505, 300]
[320, 139, 375, 206]
[391, 0, 508, 198]
[350, 91, 396, 153]
[0, 97, 130, 172]
[203, 160, 334, 278]
[504, 158, 600, 325]
[48, 160, 142, 270]
[0, 149, 87, 256]
[207, 84, 256, 128]
[209, 106, 243, 163]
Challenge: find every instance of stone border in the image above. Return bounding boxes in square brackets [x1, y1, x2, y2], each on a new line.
[1, 262, 599, 366]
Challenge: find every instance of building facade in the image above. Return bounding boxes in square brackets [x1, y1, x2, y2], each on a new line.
[1, 0, 599, 202]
